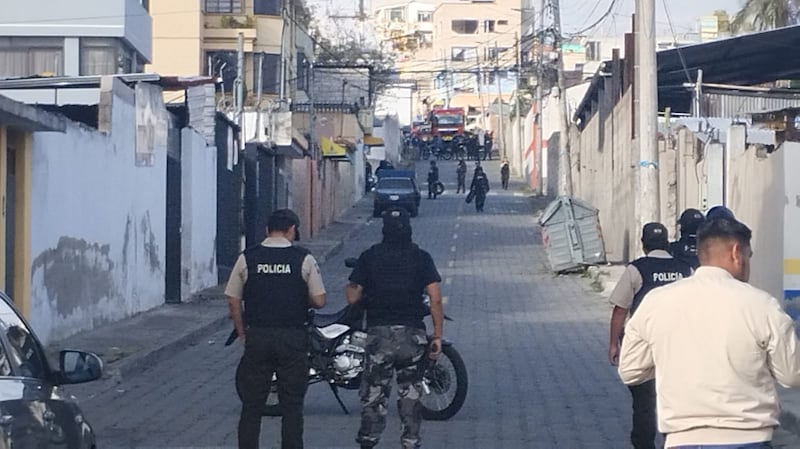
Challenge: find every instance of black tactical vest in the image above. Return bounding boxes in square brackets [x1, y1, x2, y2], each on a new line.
[363, 243, 428, 328]
[670, 237, 699, 270]
[242, 245, 310, 328]
[630, 256, 693, 315]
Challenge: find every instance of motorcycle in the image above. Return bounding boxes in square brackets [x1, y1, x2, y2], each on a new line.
[226, 258, 469, 421]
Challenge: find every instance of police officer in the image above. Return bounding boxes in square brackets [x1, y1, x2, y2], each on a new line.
[470, 167, 490, 212]
[456, 160, 467, 194]
[607, 222, 692, 449]
[427, 160, 440, 199]
[345, 208, 444, 449]
[225, 209, 326, 449]
[669, 208, 705, 269]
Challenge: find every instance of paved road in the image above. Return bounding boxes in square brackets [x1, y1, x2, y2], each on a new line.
[68, 160, 800, 448]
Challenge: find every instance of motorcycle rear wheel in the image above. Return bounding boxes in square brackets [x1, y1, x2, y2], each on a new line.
[420, 345, 468, 421]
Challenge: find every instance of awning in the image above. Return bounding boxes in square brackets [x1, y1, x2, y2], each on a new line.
[363, 135, 384, 146]
[321, 136, 348, 158]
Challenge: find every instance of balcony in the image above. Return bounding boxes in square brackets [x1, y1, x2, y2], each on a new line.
[203, 15, 257, 47]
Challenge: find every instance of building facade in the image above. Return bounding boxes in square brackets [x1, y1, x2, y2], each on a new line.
[149, 0, 312, 104]
[0, 0, 152, 78]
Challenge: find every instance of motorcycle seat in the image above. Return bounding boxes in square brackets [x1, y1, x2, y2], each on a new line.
[313, 307, 351, 328]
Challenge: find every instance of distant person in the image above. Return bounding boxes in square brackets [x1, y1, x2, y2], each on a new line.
[669, 208, 705, 270]
[619, 216, 800, 449]
[456, 160, 467, 194]
[608, 222, 693, 449]
[483, 132, 493, 160]
[500, 159, 510, 190]
[375, 160, 394, 178]
[470, 167, 490, 212]
[706, 205, 735, 221]
[427, 160, 440, 200]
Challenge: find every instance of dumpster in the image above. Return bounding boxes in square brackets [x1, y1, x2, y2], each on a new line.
[539, 196, 606, 273]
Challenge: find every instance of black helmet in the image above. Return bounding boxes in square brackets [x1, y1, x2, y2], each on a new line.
[678, 208, 705, 235]
[706, 205, 735, 221]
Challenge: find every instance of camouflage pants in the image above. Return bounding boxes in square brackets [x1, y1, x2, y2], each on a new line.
[357, 325, 428, 449]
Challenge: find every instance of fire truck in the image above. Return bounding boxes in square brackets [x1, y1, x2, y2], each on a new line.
[429, 108, 465, 143]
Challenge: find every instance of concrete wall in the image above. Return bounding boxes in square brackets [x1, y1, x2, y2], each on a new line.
[180, 127, 218, 301]
[28, 79, 167, 343]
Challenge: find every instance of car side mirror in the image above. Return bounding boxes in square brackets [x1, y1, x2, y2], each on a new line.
[59, 350, 103, 385]
[344, 258, 358, 268]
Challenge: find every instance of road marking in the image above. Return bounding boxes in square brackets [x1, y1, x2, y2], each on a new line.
[452, 234, 458, 239]
[451, 246, 457, 252]
[448, 260, 455, 268]
[442, 296, 449, 304]
[445, 277, 452, 285]
[455, 223, 460, 229]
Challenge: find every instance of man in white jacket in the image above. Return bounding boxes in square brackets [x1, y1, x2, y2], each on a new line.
[619, 217, 800, 449]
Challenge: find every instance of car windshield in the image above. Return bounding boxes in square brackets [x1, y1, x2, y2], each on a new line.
[378, 178, 413, 190]
[434, 114, 462, 125]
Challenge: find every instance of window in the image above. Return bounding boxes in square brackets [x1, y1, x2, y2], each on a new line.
[451, 19, 478, 34]
[206, 50, 238, 91]
[486, 46, 510, 62]
[498, 20, 509, 26]
[586, 41, 601, 61]
[296, 52, 309, 92]
[419, 31, 433, 48]
[80, 38, 121, 75]
[0, 294, 48, 379]
[483, 20, 496, 33]
[388, 7, 405, 22]
[204, 0, 243, 13]
[0, 37, 64, 77]
[254, 0, 280, 15]
[451, 47, 478, 62]
[417, 11, 432, 22]
[254, 53, 281, 95]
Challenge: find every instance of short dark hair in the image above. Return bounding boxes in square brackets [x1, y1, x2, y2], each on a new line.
[697, 217, 752, 253]
[268, 209, 300, 234]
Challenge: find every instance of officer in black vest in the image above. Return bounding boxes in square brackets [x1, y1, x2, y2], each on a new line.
[607, 222, 692, 449]
[225, 209, 326, 449]
[670, 208, 705, 269]
[346, 208, 443, 449]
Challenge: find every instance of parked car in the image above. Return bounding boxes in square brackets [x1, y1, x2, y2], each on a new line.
[373, 176, 421, 218]
[0, 290, 103, 448]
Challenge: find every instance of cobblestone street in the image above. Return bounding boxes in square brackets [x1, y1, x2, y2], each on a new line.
[67, 161, 800, 448]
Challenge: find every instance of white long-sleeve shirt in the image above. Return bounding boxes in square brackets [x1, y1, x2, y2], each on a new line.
[619, 266, 800, 447]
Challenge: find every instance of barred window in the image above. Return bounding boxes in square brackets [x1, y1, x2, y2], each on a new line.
[204, 0, 243, 13]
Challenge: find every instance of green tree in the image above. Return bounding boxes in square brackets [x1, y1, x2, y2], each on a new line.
[731, 0, 799, 32]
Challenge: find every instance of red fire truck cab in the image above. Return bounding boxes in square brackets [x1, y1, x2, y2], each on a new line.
[429, 108, 465, 142]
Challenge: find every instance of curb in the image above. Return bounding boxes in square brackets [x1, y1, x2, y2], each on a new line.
[104, 205, 373, 382]
[110, 313, 230, 382]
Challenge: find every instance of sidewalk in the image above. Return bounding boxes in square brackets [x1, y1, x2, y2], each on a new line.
[583, 265, 800, 444]
[46, 196, 375, 382]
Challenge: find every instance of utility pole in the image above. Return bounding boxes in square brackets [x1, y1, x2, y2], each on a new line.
[495, 41, 506, 160]
[514, 32, 522, 170]
[637, 0, 660, 225]
[444, 53, 451, 107]
[535, 0, 545, 195]
[476, 67, 487, 130]
[552, 0, 572, 197]
[235, 32, 245, 134]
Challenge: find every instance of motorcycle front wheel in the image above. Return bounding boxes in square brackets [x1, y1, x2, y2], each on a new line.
[420, 345, 468, 421]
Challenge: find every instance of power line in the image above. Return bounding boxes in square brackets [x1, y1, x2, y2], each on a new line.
[565, 0, 619, 37]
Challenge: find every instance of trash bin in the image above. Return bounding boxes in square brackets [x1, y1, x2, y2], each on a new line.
[539, 196, 606, 273]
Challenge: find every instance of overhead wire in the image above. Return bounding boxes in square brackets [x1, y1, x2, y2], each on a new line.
[660, 0, 693, 83]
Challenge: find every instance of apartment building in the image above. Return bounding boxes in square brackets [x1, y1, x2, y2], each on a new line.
[149, 0, 313, 102]
[0, 0, 152, 78]
[373, 1, 436, 61]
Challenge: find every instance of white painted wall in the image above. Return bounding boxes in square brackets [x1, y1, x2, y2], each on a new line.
[28, 80, 167, 343]
[180, 127, 218, 301]
[785, 142, 800, 301]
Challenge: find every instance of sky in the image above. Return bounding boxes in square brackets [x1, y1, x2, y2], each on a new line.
[307, 0, 746, 38]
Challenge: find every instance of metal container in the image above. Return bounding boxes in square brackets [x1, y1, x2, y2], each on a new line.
[539, 196, 607, 273]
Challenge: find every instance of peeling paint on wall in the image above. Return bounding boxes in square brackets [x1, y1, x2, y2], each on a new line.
[31, 237, 116, 317]
[140, 211, 160, 271]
